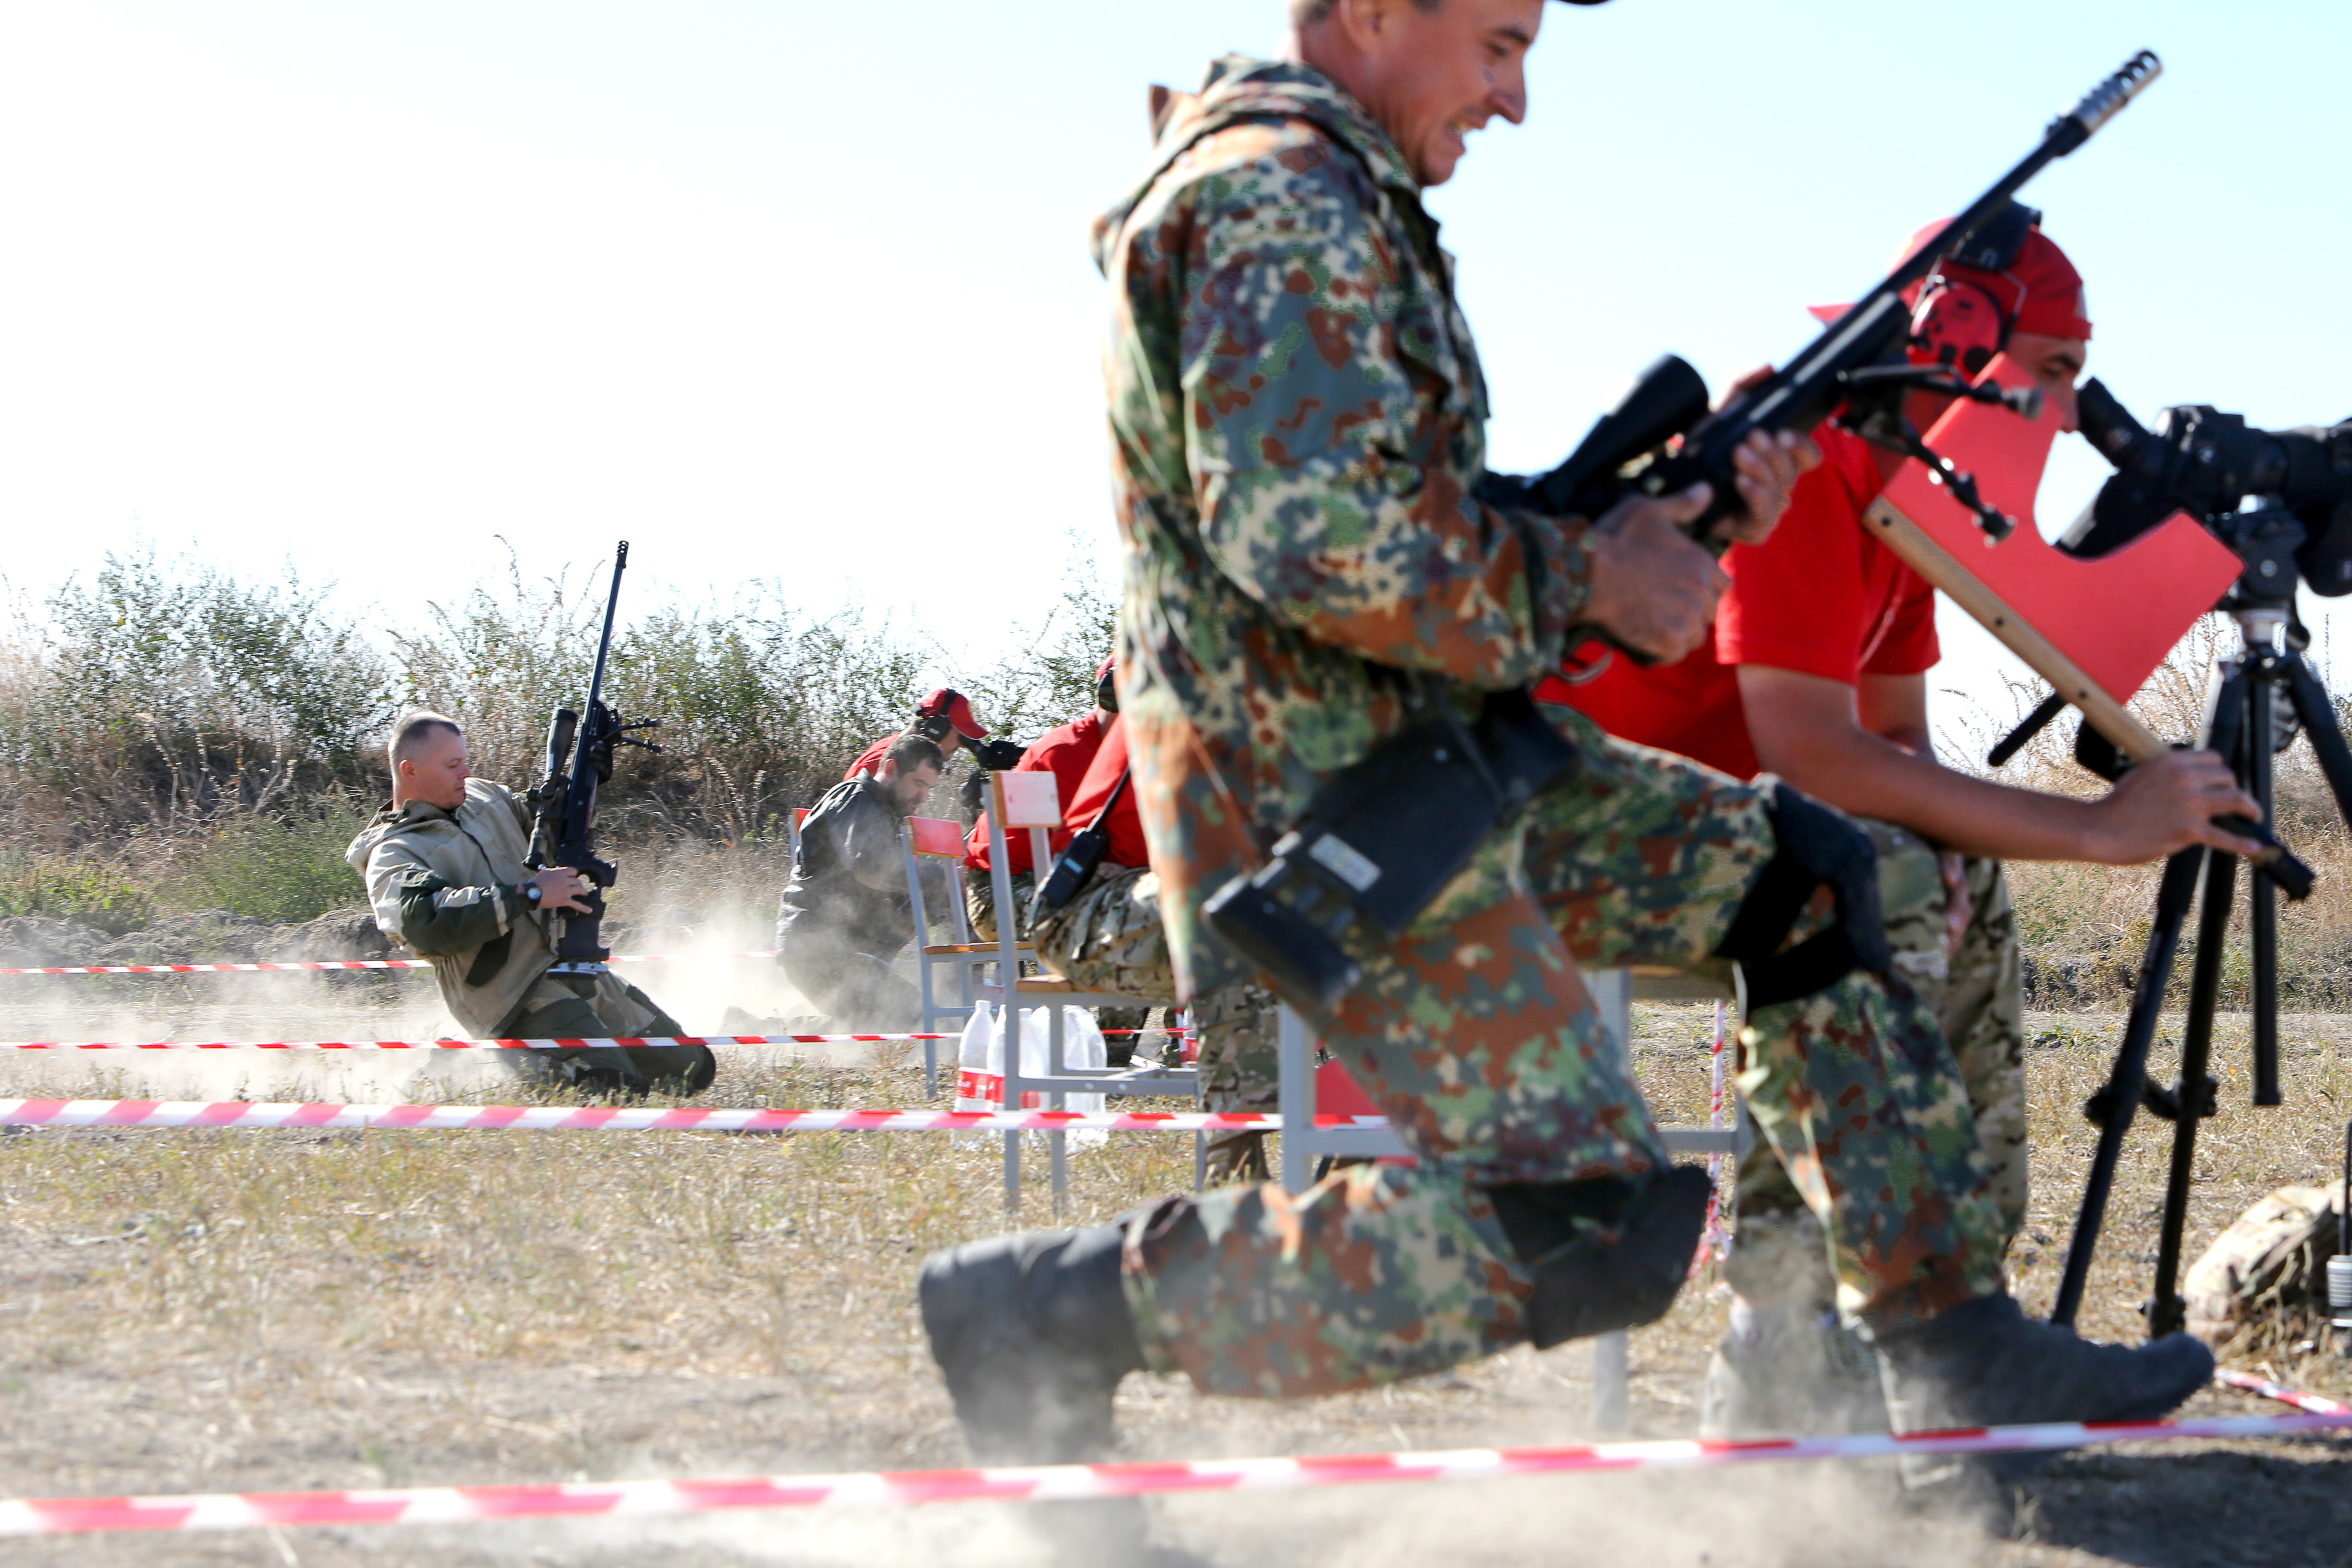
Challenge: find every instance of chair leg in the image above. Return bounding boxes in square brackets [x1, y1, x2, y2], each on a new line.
[1592, 1332, 1630, 1431]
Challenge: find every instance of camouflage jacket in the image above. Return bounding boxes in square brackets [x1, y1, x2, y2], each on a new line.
[1091, 55, 1594, 997]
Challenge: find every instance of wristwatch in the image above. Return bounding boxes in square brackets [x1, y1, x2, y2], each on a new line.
[520, 880, 543, 907]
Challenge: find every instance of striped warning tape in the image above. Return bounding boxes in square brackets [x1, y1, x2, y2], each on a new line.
[2213, 1367, 2352, 1414]
[0, 953, 776, 974]
[0, 1100, 1335, 1132]
[1, 1394, 2344, 1537]
[0, 1031, 1188, 1049]
[0, 1035, 962, 1050]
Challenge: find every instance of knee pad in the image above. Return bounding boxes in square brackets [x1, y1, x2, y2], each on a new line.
[1712, 784, 1894, 1010]
[1486, 1167, 1712, 1349]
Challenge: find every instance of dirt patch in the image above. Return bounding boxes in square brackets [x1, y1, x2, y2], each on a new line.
[0, 1001, 2345, 1564]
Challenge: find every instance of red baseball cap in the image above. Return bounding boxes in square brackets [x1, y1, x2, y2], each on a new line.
[916, 687, 987, 739]
[1809, 217, 2091, 342]
[1888, 216, 2091, 342]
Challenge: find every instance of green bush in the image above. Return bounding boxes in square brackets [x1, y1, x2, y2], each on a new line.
[0, 852, 156, 935]
[168, 804, 375, 926]
[0, 541, 1127, 941]
[0, 546, 392, 835]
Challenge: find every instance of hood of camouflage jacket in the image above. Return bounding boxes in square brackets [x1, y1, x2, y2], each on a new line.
[1089, 55, 1422, 278]
[345, 798, 444, 874]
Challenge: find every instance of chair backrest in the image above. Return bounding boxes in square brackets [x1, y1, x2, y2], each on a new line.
[997, 771, 1062, 831]
[907, 815, 964, 858]
[984, 772, 1063, 989]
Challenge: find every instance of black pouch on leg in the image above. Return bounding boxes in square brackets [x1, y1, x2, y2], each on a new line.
[1203, 688, 1579, 1009]
[1712, 784, 1894, 1011]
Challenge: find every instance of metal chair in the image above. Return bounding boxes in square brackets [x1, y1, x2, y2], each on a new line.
[898, 813, 979, 1092]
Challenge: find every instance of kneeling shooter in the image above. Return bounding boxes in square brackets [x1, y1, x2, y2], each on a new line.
[347, 712, 715, 1094]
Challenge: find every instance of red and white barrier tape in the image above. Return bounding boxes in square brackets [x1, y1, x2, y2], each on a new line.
[0, 953, 776, 975]
[2214, 1367, 2352, 1414]
[4, 1402, 2346, 1538]
[0, 1035, 964, 1050]
[0, 1099, 1349, 1133]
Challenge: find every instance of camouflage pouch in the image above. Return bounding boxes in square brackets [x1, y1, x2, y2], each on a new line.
[2183, 1182, 2345, 1344]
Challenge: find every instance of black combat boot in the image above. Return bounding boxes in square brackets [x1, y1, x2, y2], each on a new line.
[919, 1222, 1145, 1464]
[1874, 1290, 2213, 1458]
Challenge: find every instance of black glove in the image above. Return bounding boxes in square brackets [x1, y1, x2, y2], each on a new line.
[972, 738, 1025, 771]
[958, 768, 990, 816]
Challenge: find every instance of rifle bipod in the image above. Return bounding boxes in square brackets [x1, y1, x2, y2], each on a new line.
[2050, 612, 2352, 1334]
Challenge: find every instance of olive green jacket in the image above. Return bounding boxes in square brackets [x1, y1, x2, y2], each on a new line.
[345, 779, 552, 1037]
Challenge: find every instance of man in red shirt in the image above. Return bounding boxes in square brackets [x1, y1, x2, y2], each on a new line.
[1546, 214, 2262, 1434]
[962, 659, 1118, 944]
[1030, 715, 1281, 1182]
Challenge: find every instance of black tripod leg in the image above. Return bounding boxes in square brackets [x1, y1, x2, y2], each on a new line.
[2247, 659, 2280, 1108]
[2051, 844, 2206, 1329]
[2283, 653, 2352, 822]
[2149, 851, 2236, 1339]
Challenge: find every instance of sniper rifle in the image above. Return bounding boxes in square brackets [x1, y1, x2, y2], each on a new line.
[526, 541, 663, 973]
[1534, 50, 2162, 553]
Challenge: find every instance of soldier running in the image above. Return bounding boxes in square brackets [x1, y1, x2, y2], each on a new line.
[918, 0, 2214, 1485]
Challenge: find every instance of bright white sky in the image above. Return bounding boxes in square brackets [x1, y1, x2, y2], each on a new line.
[1, 1, 2346, 752]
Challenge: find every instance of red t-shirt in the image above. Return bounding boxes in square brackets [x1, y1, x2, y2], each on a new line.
[844, 732, 896, 781]
[1538, 425, 1938, 780]
[1062, 717, 1146, 871]
[964, 712, 1107, 874]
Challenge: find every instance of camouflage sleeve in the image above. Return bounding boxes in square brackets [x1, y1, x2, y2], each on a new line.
[361, 837, 520, 957]
[388, 870, 524, 958]
[1178, 146, 1590, 686]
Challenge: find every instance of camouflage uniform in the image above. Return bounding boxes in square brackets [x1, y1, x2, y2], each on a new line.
[1729, 821, 2025, 1307]
[962, 869, 1036, 947]
[1031, 860, 1280, 1143]
[1096, 57, 2004, 1399]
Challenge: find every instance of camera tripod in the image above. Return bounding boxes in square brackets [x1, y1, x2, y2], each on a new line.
[2031, 590, 2352, 1335]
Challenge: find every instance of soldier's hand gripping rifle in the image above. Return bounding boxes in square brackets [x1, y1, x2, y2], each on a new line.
[1203, 52, 2164, 1011]
[526, 541, 663, 973]
[1534, 50, 2163, 558]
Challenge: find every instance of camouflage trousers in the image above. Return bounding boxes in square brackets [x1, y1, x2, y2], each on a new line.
[1728, 821, 2025, 1307]
[962, 869, 1036, 946]
[498, 972, 716, 1094]
[1031, 862, 1278, 1114]
[1121, 710, 2007, 1399]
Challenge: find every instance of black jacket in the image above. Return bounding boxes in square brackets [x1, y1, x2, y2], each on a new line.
[775, 777, 931, 956]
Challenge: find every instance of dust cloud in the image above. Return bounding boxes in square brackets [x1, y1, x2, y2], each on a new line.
[0, 888, 867, 1102]
[381, 1459, 1999, 1568]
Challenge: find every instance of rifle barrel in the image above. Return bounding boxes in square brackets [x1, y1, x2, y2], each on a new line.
[566, 541, 630, 804]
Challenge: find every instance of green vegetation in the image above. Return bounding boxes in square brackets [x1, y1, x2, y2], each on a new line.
[0, 544, 1114, 929]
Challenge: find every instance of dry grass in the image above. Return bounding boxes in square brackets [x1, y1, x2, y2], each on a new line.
[0, 1000, 2346, 1565]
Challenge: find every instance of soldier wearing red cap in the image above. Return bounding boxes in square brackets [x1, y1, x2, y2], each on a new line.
[843, 688, 1024, 784]
[1544, 213, 2262, 1436]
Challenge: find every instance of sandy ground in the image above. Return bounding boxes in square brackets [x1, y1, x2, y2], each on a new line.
[0, 984, 2347, 1566]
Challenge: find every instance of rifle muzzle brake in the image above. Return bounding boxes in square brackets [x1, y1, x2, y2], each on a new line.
[2060, 50, 2161, 141]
